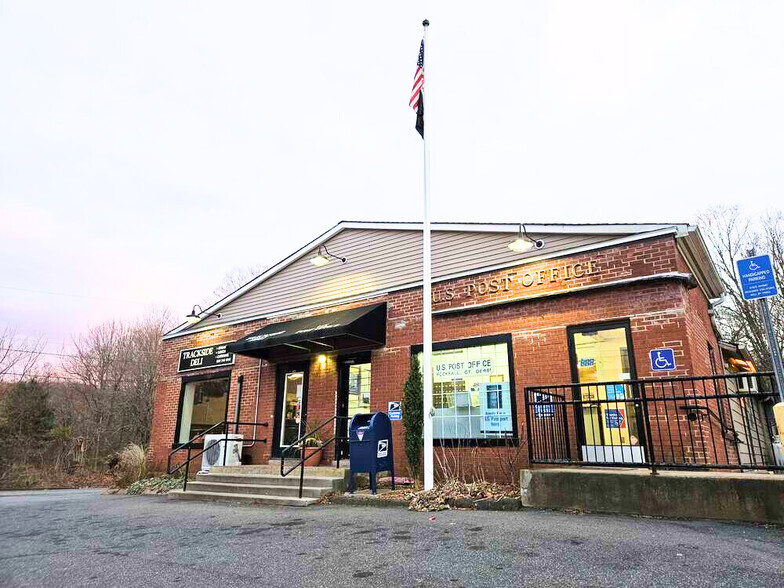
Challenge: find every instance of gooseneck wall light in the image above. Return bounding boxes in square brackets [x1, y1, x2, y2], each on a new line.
[309, 245, 347, 267]
[507, 223, 545, 253]
[185, 304, 222, 325]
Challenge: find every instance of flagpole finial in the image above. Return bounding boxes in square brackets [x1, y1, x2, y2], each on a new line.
[423, 19, 429, 27]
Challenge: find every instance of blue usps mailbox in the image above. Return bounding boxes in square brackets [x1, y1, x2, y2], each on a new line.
[650, 348, 676, 372]
[348, 412, 395, 494]
[736, 254, 779, 301]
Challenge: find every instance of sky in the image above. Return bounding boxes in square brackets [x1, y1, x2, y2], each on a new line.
[1, 1, 783, 362]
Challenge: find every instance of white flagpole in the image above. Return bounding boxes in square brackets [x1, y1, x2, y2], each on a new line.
[421, 18, 434, 491]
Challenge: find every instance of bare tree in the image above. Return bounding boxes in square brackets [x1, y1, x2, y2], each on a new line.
[61, 307, 174, 461]
[205, 264, 267, 306]
[0, 325, 46, 381]
[698, 206, 783, 370]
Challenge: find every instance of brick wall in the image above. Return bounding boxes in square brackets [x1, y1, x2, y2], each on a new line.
[150, 235, 723, 480]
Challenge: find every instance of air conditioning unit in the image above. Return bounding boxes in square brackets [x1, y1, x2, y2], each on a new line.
[200, 433, 243, 473]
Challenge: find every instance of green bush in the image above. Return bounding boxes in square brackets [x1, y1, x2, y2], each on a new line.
[402, 354, 424, 481]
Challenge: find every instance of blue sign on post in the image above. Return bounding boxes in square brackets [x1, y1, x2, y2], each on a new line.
[650, 348, 676, 372]
[387, 401, 402, 421]
[736, 254, 779, 301]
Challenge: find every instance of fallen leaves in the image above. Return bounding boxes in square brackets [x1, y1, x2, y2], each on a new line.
[406, 480, 519, 512]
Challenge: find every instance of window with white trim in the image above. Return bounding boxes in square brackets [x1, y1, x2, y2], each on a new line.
[417, 341, 513, 440]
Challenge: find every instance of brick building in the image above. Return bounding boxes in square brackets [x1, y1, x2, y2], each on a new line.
[149, 222, 725, 481]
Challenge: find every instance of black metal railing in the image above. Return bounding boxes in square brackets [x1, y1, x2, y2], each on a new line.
[167, 420, 268, 491]
[524, 373, 782, 472]
[280, 415, 350, 499]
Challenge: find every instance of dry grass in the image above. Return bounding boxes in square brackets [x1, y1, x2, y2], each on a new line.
[0, 464, 113, 490]
[407, 480, 519, 512]
[113, 443, 148, 487]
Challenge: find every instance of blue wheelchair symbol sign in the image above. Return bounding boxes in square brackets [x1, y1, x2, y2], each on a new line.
[736, 254, 779, 301]
[650, 348, 676, 372]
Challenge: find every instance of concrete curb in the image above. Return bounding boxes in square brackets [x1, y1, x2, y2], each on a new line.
[327, 494, 409, 508]
[328, 494, 523, 511]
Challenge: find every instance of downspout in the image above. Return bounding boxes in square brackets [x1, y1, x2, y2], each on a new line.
[244, 360, 262, 447]
[708, 292, 728, 341]
[233, 375, 244, 433]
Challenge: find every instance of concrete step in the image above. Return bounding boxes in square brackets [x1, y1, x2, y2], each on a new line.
[212, 464, 348, 478]
[197, 473, 345, 490]
[169, 489, 317, 507]
[187, 481, 330, 499]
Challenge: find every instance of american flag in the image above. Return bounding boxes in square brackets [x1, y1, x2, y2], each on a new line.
[410, 39, 425, 137]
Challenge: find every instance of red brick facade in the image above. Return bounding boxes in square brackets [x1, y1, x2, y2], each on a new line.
[149, 235, 721, 482]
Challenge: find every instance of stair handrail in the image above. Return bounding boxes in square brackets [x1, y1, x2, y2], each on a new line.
[167, 420, 269, 491]
[280, 414, 351, 499]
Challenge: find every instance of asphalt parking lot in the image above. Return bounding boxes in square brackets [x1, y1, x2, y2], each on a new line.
[0, 489, 782, 587]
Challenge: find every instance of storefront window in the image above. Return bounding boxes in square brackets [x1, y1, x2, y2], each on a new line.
[570, 325, 638, 448]
[418, 341, 513, 440]
[177, 376, 230, 444]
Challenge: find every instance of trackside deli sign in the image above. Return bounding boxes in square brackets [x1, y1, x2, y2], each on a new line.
[178, 343, 235, 373]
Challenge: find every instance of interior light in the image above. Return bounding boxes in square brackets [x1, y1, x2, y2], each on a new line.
[317, 354, 327, 367]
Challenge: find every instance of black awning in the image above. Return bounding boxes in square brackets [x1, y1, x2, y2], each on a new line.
[226, 303, 386, 361]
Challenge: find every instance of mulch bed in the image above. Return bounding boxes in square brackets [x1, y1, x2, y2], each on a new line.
[326, 480, 521, 512]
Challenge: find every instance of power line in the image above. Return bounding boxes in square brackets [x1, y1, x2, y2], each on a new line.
[1, 372, 81, 382]
[0, 347, 160, 358]
[0, 348, 74, 359]
[0, 284, 148, 305]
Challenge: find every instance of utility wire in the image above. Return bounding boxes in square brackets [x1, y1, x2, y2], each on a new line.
[0, 284, 148, 305]
[0, 347, 160, 358]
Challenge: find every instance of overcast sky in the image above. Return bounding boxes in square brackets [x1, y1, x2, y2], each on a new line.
[1, 1, 783, 360]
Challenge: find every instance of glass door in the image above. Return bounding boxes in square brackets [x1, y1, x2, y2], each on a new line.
[337, 359, 371, 459]
[569, 322, 643, 464]
[275, 365, 308, 456]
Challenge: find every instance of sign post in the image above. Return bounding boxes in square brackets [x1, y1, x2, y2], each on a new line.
[736, 252, 784, 403]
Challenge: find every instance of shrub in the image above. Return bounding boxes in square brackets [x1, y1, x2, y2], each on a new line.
[114, 443, 147, 487]
[402, 354, 424, 481]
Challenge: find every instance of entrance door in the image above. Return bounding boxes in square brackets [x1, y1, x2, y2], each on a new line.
[568, 322, 645, 464]
[273, 363, 309, 458]
[336, 357, 372, 459]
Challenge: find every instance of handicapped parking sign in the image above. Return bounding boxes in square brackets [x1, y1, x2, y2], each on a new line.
[650, 348, 676, 372]
[736, 254, 779, 301]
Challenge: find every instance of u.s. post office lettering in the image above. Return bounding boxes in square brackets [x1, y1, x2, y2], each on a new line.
[433, 260, 600, 303]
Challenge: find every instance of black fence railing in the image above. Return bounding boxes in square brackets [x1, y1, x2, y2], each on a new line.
[524, 373, 782, 472]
